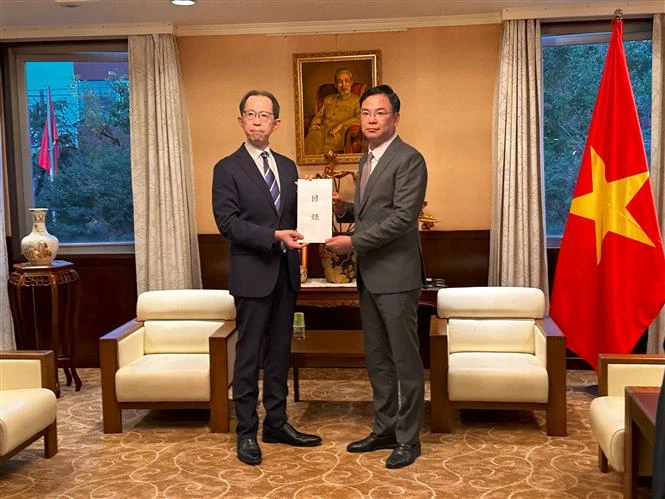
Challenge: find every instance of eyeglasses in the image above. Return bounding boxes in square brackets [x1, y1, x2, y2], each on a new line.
[242, 110, 274, 122]
[360, 110, 393, 119]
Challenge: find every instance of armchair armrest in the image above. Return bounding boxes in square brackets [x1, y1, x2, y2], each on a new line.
[99, 319, 144, 433]
[429, 316, 450, 432]
[537, 317, 567, 436]
[100, 319, 145, 369]
[209, 321, 238, 433]
[534, 317, 566, 365]
[0, 350, 56, 393]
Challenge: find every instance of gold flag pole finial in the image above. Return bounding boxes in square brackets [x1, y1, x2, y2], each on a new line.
[614, 9, 623, 20]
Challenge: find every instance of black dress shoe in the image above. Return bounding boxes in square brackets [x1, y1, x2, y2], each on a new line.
[386, 442, 421, 469]
[262, 422, 322, 447]
[237, 437, 262, 465]
[347, 432, 398, 453]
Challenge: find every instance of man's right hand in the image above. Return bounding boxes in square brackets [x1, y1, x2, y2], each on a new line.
[275, 229, 305, 250]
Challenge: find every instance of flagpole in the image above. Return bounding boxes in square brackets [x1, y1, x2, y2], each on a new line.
[46, 86, 55, 181]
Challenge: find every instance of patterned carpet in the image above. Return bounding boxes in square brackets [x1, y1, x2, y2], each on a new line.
[0, 368, 648, 498]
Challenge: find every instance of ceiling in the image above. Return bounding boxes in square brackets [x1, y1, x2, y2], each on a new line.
[0, 0, 663, 38]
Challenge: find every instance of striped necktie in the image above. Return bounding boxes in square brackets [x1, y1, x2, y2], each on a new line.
[359, 152, 373, 201]
[261, 151, 280, 210]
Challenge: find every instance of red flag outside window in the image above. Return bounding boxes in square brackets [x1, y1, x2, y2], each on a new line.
[549, 17, 665, 369]
[37, 86, 59, 176]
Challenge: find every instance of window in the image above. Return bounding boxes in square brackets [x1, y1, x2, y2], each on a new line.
[5, 42, 133, 253]
[542, 20, 652, 244]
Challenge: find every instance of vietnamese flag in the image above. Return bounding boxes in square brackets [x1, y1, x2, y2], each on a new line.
[37, 86, 59, 175]
[549, 16, 665, 370]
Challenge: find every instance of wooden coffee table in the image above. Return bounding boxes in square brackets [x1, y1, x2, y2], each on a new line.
[624, 386, 660, 498]
[290, 329, 365, 401]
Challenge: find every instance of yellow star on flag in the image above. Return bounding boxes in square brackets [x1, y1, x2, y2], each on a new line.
[570, 146, 654, 264]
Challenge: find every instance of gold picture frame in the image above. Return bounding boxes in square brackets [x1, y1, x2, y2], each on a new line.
[293, 50, 381, 166]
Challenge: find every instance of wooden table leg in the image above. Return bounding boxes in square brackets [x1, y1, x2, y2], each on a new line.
[625, 395, 638, 498]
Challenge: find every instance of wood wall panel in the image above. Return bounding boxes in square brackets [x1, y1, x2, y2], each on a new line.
[63, 255, 137, 367]
[198, 230, 490, 291]
[5, 231, 489, 368]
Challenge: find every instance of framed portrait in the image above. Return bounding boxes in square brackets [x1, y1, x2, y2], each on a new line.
[293, 50, 381, 165]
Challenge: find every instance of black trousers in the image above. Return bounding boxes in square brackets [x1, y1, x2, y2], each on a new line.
[653, 374, 665, 499]
[232, 255, 296, 438]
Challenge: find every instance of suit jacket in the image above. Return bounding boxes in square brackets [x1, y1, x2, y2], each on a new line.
[339, 135, 427, 294]
[653, 375, 665, 498]
[212, 144, 300, 298]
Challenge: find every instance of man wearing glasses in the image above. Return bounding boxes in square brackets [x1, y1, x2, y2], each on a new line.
[212, 90, 322, 466]
[326, 84, 428, 469]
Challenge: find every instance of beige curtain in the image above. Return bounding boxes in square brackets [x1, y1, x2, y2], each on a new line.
[129, 34, 201, 293]
[648, 14, 665, 354]
[489, 19, 549, 302]
[0, 78, 16, 350]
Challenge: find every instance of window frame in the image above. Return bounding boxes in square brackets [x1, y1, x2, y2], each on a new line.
[541, 18, 653, 248]
[3, 40, 133, 256]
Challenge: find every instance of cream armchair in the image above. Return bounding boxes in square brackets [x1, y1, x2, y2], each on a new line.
[589, 354, 665, 474]
[99, 289, 237, 433]
[429, 286, 567, 436]
[0, 350, 58, 463]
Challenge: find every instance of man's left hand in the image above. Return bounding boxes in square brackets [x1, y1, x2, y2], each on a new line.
[325, 235, 353, 255]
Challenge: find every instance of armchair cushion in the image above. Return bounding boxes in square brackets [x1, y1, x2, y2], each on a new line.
[0, 389, 56, 456]
[0, 350, 58, 462]
[589, 396, 625, 471]
[448, 352, 548, 403]
[116, 353, 210, 402]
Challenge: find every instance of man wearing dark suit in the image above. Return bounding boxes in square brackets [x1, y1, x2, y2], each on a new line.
[326, 85, 428, 469]
[654, 359, 665, 498]
[212, 90, 322, 466]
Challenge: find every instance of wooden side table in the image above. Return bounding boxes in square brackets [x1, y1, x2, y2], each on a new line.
[624, 386, 660, 499]
[290, 329, 365, 401]
[7, 260, 82, 397]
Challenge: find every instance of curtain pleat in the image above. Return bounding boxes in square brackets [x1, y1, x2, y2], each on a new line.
[489, 19, 549, 305]
[648, 14, 665, 353]
[129, 34, 202, 293]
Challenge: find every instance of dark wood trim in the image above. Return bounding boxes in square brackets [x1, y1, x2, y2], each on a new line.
[4, 230, 489, 368]
[199, 230, 490, 290]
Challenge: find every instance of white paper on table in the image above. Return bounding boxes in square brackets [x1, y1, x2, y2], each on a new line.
[297, 178, 332, 243]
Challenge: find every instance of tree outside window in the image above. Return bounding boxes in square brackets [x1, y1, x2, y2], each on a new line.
[542, 27, 652, 240]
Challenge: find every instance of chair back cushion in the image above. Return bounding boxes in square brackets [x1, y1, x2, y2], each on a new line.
[137, 289, 235, 321]
[439, 287, 544, 354]
[607, 364, 665, 396]
[448, 319, 536, 353]
[144, 321, 223, 354]
[0, 359, 42, 390]
[137, 289, 236, 354]
[437, 287, 545, 319]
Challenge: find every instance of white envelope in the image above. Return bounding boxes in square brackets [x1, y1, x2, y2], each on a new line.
[297, 179, 333, 243]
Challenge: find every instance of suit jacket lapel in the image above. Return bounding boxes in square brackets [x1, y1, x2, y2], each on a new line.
[358, 136, 403, 214]
[236, 144, 280, 216]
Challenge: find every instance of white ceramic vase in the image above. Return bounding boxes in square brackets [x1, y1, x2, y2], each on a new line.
[21, 208, 59, 265]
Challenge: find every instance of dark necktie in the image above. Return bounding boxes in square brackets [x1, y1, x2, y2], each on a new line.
[359, 152, 374, 201]
[261, 151, 280, 210]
